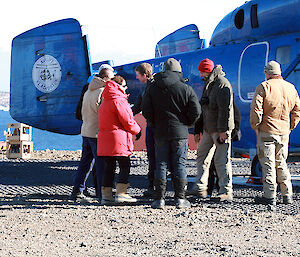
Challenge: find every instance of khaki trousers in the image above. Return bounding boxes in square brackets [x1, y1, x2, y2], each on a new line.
[195, 131, 232, 195]
[257, 132, 293, 199]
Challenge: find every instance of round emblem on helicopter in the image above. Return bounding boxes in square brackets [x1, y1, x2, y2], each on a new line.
[32, 55, 62, 93]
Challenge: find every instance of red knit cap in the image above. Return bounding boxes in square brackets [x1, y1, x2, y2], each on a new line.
[198, 58, 214, 73]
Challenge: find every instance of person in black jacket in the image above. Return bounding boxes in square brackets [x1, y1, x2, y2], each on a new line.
[142, 58, 201, 209]
[131, 63, 156, 197]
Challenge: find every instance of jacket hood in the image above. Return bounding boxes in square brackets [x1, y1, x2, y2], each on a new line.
[102, 80, 129, 100]
[154, 70, 183, 90]
[206, 65, 225, 85]
[88, 76, 106, 91]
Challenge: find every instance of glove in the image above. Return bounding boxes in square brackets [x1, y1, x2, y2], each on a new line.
[135, 131, 142, 141]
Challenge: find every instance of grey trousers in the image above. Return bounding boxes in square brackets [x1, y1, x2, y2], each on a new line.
[194, 131, 233, 195]
[257, 132, 293, 199]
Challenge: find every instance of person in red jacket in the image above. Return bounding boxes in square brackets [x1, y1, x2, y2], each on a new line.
[98, 75, 141, 205]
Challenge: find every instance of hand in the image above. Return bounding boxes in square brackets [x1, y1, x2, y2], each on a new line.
[194, 134, 200, 144]
[218, 132, 228, 143]
[135, 131, 142, 141]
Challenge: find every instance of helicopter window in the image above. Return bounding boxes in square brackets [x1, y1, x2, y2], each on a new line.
[234, 9, 244, 29]
[251, 4, 259, 28]
[276, 46, 290, 65]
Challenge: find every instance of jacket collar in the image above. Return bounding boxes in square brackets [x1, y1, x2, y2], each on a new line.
[102, 80, 129, 100]
[205, 65, 225, 88]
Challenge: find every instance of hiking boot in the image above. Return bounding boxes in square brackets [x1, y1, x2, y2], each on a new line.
[100, 187, 115, 205]
[151, 179, 167, 209]
[69, 187, 91, 202]
[175, 199, 191, 209]
[283, 196, 293, 205]
[143, 187, 154, 197]
[151, 199, 165, 209]
[82, 187, 96, 198]
[254, 196, 276, 206]
[173, 178, 191, 209]
[186, 186, 207, 198]
[115, 183, 137, 203]
[101, 198, 115, 205]
[212, 193, 233, 202]
[115, 194, 137, 203]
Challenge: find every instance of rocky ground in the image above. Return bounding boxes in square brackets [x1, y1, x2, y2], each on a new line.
[0, 150, 299, 256]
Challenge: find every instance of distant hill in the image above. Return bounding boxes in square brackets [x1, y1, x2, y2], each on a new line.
[0, 91, 9, 111]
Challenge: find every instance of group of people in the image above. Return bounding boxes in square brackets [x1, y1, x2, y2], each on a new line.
[70, 56, 300, 209]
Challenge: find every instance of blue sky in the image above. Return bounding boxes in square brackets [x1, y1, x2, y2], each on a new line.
[0, 0, 246, 92]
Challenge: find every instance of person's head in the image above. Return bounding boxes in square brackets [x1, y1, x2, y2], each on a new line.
[135, 63, 153, 83]
[112, 75, 127, 93]
[98, 64, 114, 81]
[164, 58, 182, 73]
[198, 58, 214, 78]
[264, 60, 282, 80]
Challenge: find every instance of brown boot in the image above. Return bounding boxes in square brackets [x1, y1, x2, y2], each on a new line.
[283, 196, 293, 204]
[115, 183, 137, 203]
[212, 193, 233, 202]
[186, 185, 207, 198]
[100, 187, 114, 205]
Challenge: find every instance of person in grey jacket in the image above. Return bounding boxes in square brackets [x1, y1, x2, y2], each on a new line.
[188, 58, 234, 202]
[142, 58, 201, 209]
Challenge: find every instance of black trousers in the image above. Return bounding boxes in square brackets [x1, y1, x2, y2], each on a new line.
[207, 160, 220, 195]
[146, 126, 155, 185]
[102, 156, 131, 187]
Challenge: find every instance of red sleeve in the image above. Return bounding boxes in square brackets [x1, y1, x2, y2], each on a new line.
[115, 99, 141, 135]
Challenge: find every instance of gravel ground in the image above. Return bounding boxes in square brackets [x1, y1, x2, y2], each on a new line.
[0, 150, 300, 256]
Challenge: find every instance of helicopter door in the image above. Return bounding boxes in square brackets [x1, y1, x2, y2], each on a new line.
[288, 59, 300, 149]
[280, 44, 300, 150]
[238, 42, 269, 103]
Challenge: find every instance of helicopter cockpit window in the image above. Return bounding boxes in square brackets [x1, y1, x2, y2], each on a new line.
[276, 46, 290, 65]
[234, 9, 244, 29]
[251, 4, 259, 28]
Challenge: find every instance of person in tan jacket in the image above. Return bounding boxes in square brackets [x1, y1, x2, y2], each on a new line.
[70, 64, 114, 202]
[250, 60, 300, 206]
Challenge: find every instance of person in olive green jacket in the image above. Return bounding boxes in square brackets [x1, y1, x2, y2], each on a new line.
[250, 60, 300, 206]
[188, 58, 234, 202]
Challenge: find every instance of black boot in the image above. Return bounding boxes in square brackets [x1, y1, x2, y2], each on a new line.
[143, 180, 154, 197]
[91, 164, 99, 197]
[173, 178, 191, 209]
[82, 187, 95, 198]
[254, 196, 276, 206]
[69, 187, 91, 202]
[69, 187, 80, 201]
[151, 179, 167, 209]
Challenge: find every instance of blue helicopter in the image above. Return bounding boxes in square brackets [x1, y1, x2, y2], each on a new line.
[9, 0, 300, 176]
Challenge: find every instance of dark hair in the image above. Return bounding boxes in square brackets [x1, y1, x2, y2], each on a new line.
[269, 74, 283, 80]
[112, 75, 125, 85]
[135, 63, 153, 79]
[98, 68, 111, 79]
